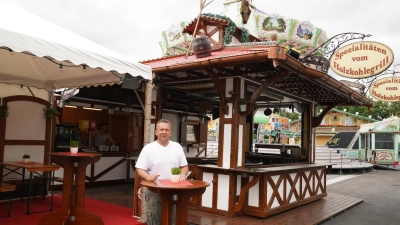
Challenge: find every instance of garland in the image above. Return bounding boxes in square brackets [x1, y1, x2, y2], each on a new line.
[240, 27, 250, 43]
[202, 13, 250, 45]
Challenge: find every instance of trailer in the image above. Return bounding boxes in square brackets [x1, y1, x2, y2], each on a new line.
[347, 117, 400, 168]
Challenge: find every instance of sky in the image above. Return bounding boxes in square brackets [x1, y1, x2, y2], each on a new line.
[3, 0, 400, 71]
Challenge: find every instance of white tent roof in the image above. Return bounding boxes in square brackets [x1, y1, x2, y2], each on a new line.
[0, 2, 152, 91]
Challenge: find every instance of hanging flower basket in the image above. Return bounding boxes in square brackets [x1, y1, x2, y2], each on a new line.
[43, 107, 60, 119]
[0, 105, 9, 118]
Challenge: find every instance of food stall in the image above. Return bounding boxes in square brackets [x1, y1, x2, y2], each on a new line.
[133, 7, 374, 218]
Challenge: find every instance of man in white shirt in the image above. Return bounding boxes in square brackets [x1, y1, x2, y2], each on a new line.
[135, 119, 188, 225]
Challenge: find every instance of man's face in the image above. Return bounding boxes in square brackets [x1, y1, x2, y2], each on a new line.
[155, 122, 172, 141]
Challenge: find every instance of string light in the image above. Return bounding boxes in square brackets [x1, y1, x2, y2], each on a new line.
[59, 64, 63, 72]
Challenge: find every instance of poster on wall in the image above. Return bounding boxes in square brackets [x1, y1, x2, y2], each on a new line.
[330, 41, 394, 79]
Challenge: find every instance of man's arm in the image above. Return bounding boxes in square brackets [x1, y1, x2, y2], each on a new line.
[136, 168, 160, 182]
[179, 165, 189, 181]
[107, 136, 115, 145]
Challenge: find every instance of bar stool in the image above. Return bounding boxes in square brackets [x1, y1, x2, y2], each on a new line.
[0, 182, 16, 217]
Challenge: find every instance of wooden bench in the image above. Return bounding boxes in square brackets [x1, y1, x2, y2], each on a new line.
[0, 182, 16, 217]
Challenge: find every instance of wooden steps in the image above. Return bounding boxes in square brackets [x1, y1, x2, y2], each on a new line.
[188, 193, 362, 225]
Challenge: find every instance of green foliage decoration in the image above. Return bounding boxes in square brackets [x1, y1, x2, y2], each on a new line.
[43, 106, 60, 119]
[171, 167, 182, 175]
[0, 105, 9, 118]
[22, 154, 30, 159]
[240, 27, 250, 43]
[202, 13, 250, 45]
[70, 140, 79, 147]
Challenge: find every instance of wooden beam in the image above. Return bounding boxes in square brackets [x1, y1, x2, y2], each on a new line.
[234, 174, 260, 212]
[312, 99, 348, 127]
[241, 71, 290, 116]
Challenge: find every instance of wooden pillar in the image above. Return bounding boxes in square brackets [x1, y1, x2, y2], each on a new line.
[303, 102, 315, 163]
[143, 74, 153, 147]
[218, 66, 246, 169]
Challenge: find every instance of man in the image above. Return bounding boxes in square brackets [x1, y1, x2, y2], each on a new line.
[91, 122, 115, 150]
[274, 118, 282, 144]
[135, 119, 188, 225]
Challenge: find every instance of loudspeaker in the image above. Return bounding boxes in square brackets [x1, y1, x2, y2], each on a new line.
[264, 108, 272, 116]
[121, 74, 142, 90]
[286, 48, 301, 60]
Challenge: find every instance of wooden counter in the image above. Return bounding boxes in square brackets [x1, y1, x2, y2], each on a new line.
[194, 163, 333, 218]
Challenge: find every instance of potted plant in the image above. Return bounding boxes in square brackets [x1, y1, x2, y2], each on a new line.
[170, 167, 181, 183]
[0, 105, 9, 118]
[192, 142, 198, 147]
[239, 99, 247, 112]
[43, 106, 60, 119]
[70, 140, 79, 154]
[22, 154, 30, 163]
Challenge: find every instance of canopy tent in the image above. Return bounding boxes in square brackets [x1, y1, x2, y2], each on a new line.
[0, 2, 152, 91]
[254, 113, 270, 124]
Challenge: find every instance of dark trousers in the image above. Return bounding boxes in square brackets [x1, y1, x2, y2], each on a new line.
[273, 130, 281, 143]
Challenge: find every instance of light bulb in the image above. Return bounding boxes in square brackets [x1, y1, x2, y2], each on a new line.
[59, 64, 63, 72]
[83, 65, 87, 73]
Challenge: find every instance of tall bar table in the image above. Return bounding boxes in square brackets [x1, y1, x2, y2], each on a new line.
[141, 179, 209, 225]
[39, 152, 103, 225]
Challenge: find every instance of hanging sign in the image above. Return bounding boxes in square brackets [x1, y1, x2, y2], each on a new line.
[369, 76, 400, 102]
[330, 41, 394, 78]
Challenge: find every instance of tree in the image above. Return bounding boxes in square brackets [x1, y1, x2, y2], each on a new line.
[278, 109, 301, 121]
[317, 99, 390, 120]
[388, 102, 400, 117]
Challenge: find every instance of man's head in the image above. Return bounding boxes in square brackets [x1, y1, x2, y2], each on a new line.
[155, 119, 172, 142]
[100, 123, 108, 131]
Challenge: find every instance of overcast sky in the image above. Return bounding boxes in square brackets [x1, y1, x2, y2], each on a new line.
[4, 0, 400, 71]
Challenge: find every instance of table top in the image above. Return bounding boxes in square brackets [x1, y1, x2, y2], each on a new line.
[141, 179, 209, 190]
[0, 161, 60, 172]
[48, 152, 102, 157]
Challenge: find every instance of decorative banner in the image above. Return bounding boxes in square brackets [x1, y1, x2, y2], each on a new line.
[369, 76, 400, 102]
[330, 41, 394, 78]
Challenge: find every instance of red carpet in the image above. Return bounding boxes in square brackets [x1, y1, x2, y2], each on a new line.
[0, 195, 146, 225]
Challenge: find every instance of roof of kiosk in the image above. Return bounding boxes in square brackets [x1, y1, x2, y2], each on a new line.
[141, 1, 373, 113]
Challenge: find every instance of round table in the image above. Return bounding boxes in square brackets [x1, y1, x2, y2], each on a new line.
[140, 179, 209, 225]
[39, 152, 103, 225]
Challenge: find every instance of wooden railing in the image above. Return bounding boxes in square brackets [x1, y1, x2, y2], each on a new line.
[315, 126, 359, 133]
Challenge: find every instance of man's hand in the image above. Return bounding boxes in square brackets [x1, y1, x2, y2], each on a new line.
[179, 173, 187, 181]
[146, 174, 160, 182]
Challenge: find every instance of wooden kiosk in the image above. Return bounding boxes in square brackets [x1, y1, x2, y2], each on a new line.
[134, 12, 374, 219]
